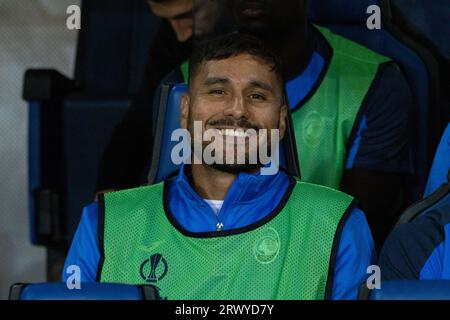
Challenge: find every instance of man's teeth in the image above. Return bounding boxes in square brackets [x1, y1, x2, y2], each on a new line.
[219, 129, 255, 137]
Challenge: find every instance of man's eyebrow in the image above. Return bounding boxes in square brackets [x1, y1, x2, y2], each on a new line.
[249, 80, 273, 92]
[203, 77, 230, 86]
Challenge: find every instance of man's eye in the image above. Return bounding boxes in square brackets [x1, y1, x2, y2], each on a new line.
[210, 89, 225, 95]
[249, 94, 266, 101]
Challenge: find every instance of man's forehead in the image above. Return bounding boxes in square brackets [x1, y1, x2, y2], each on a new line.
[148, 0, 192, 19]
[198, 54, 278, 85]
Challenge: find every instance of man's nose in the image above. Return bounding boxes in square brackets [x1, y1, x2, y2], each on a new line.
[170, 19, 193, 42]
[224, 96, 248, 120]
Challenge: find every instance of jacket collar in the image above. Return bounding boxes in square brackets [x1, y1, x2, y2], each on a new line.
[165, 163, 292, 235]
[173, 163, 287, 205]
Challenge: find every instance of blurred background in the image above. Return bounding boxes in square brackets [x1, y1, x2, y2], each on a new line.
[0, 0, 448, 300]
[0, 0, 80, 299]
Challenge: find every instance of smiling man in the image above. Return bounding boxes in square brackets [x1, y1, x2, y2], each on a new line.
[63, 33, 374, 300]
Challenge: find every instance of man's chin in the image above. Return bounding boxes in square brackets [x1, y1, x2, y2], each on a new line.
[210, 163, 262, 174]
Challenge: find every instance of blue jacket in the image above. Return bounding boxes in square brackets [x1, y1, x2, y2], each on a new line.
[63, 166, 375, 299]
[380, 123, 450, 280]
[379, 203, 450, 280]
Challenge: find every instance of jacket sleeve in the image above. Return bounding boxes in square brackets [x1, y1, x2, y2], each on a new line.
[62, 202, 100, 283]
[332, 207, 376, 300]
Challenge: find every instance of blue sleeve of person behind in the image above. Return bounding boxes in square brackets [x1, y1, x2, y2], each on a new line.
[62, 203, 375, 300]
[345, 62, 413, 174]
[424, 122, 450, 197]
[62, 202, 100, 282]
[331, 207, 376, 300]
[379, 205, 450, 281]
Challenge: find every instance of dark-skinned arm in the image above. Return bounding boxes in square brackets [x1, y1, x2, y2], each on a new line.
[340, 62, 413, 251]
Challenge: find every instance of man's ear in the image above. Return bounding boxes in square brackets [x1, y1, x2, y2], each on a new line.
[180, 94, 190, 129]
[278, 104, 288, 140]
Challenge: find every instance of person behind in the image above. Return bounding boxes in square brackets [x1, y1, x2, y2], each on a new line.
[63, 33, 375, 300]
[379, 123, 450, 280]
[186, 0, 414, 250]
[148, 0, 194, 43]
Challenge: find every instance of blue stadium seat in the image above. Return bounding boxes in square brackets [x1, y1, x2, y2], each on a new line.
[9, 283, 159, 300]
[148, 83, 188, 183]
[308, 0, 441, 201]
[396, 177, 450, 226]
[24, 0, 160, 248]
[361, 281, 450, 300]
[75, 0, 159, 95]
[396, 123, 450, 225]
[27, 95, 131, 247]
[147, 83, 300, 184]
[391, 0, 450, 63]
[390, 0, 450, 153]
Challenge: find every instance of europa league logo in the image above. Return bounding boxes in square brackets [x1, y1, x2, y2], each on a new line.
[140, 253, 168, 283]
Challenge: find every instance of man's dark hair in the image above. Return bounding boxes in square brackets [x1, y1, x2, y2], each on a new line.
[188, 32, 285, 88]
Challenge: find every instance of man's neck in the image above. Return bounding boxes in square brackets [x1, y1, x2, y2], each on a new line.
[261, 23, 313, 81]
[190, 164, 237, 200]
[281, 24, 314, 80]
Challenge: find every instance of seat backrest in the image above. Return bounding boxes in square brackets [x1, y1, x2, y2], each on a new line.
[148, 83, 187, 183]
[391, 0, 450, 63]
[307, 0, 379, 23]
[148, 83, 300, 184]
[396, 123, 450, 225]
[361, 280, 450, 300]
[26, 0, 162, 246]
[63, 99, 132, 239]
[424, 122, 450, 197]
[396, 178, 450, 226]
[75, 0, 160, 95]
[307, 0, 439, 201]
[9, 283, 159, 300]
[390, 0, 450, 158]
[27, 98, 131, 246]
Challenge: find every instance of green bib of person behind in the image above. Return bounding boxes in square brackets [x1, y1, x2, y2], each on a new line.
[181, 26, 390, 189]
[98, 179, 354, 299]
[292, 26, 390, 189]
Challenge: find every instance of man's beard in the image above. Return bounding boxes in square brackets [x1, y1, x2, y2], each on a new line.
[187, 117, 277, 174]
[194, 139, 274, 174]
